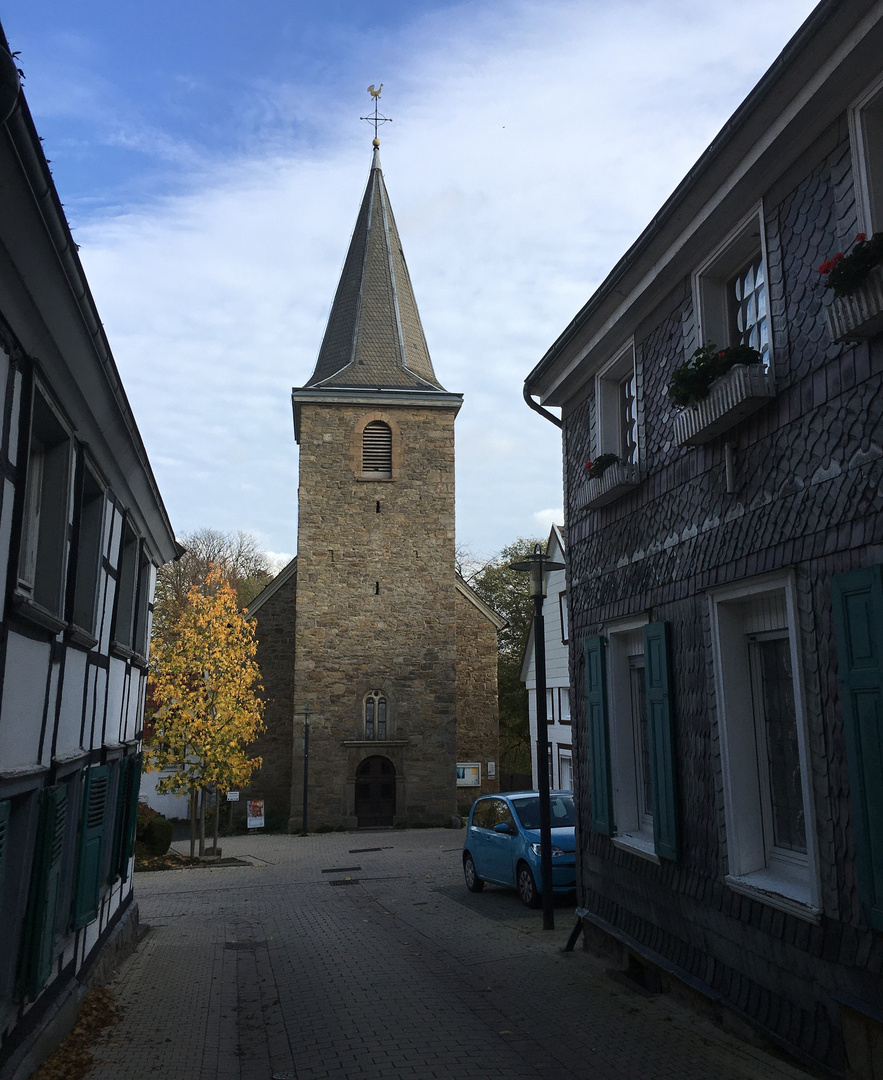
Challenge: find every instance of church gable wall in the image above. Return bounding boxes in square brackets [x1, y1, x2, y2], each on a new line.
[243, 570, 296, 831]
[455, 589, 500, 814]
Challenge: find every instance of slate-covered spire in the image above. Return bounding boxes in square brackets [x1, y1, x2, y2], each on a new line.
[304, 146, 446, 392]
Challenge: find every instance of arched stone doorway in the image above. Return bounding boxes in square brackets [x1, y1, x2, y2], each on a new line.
[355, 756, 396, 827]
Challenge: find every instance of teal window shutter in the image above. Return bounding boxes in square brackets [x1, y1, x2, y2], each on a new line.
[643, 621, 679, 861]
[108, 759, 125, 884]
[585, 635, 613, 835]
[831, 565, 883, 931]
[17, 784, 67, 1001]
[73, 765, 110, 929]
[119, 753, 142, 880]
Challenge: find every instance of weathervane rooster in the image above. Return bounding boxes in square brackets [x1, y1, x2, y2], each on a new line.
[361, 85, 392, 143]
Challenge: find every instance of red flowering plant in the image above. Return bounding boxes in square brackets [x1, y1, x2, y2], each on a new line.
[818, 231, 883, 298]
[584, 453, 620, 480]
[668, 342, 762, 407]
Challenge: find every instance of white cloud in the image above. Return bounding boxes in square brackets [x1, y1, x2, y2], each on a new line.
[72, 0, 818, 556]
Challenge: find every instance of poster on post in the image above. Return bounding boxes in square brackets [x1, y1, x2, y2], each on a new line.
[247, 799, 265, 829]
[456, 763, 481, 787]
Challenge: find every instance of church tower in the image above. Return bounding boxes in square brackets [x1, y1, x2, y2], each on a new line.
[289, 139, 464, 828]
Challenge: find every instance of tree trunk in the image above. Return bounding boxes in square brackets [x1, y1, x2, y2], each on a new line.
[199, 787, 206, 856]
[189, 789, 197, 859]
[213, 790, 220, 854]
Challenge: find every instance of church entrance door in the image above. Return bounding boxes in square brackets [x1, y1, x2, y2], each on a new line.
[355, 756, 396, 827]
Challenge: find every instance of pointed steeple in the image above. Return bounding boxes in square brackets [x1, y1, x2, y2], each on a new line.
[304, 147, 446, 393]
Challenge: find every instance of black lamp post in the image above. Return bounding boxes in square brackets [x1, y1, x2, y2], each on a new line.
[510, 544, 566, 931]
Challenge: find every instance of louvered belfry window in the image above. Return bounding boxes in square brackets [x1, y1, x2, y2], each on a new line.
[362, 421, 392, 478]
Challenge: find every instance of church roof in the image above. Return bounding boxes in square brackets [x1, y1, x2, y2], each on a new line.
[303, 146, 446, 393]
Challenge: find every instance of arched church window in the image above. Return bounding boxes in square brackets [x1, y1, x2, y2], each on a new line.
[362, 421, 392, 478]
[364, 690, 387, 740]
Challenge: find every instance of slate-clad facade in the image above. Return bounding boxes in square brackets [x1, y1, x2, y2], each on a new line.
[0, 30, 177, 1078]
[525, 2, 883, 1074]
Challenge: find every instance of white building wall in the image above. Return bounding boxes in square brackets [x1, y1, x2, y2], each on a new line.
[522, 532, 572, 791]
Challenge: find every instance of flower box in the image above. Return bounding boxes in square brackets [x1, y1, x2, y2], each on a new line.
[673, 363, 774, 447]
[825, 263, 883, 342]
[578, 460, 641, 509]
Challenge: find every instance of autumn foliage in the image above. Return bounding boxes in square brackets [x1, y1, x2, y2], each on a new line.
[145, 567, 265, 795]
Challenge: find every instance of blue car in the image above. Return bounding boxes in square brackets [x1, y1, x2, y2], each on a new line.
[462, 791, 576, 907]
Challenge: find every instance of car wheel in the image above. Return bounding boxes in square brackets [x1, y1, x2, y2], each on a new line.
[463, 852, 484, 892]
[517, 862, 541, 908]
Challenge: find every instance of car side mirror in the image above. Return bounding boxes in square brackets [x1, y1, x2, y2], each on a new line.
[493, 822, 514, 835]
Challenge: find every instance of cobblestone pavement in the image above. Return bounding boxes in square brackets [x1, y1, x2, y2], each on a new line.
[86, 830, 816, 1080]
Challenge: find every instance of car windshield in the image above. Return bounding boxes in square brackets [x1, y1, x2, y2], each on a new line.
[510, 794, 575, 830]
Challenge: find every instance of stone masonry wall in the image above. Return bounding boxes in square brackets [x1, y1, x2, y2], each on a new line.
[563, 123, 883, 1071]
[455, 589, 500, 815]
[293, 401, 459, 827]
[238, 570, 296, 832]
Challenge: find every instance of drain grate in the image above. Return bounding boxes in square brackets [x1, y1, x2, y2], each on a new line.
[349, 847, 383, 853]
[329, 878, 360, 886]
[321, 865, 361, 873]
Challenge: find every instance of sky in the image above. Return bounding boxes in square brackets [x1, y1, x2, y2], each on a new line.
[0, 0, 820, 564]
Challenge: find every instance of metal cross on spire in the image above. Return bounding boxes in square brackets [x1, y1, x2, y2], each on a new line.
[361, 84, 392, 146]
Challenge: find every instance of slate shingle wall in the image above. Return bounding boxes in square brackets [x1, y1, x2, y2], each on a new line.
[564, 130, 883, 1071]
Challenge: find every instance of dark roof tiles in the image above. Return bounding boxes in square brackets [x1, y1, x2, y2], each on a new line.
[305, 147, 445, 392]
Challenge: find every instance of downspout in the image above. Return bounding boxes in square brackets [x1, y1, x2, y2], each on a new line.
[523, 383, 562, 429]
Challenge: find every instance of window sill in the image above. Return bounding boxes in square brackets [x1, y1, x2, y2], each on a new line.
[66, 624, 99, 650]
[110, 642, 149, 667]
[577, 461, 641, 509]
[672, 363, 774, 447]
[11, 593, 67, 634]
[825, 263, 883, 342]
[612, 832, 660, 864]
[725, 872, 821, 923]
[356, 474, 395, 482]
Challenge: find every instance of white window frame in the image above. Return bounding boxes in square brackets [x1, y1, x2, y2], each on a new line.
[558, 687, 571, 725]
[849, 71, 883, 235]
[708, 573, 821, 922]
[558, 748, 573, 792]
[17, 386, 75, 623]
[70, 459, 107, 642]
[604, 613, 657, 863]
[545, 687, 555, 724]
[559, 591, 569, 643]
[595, 340, 639, 465]
[693, 205, 772, 369]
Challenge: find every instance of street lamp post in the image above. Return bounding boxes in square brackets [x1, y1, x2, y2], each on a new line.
[509, 544, 566, 931]
[302, 707, 311, 835]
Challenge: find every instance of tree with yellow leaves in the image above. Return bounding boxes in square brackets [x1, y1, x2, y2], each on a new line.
[145, 567, 264, 854]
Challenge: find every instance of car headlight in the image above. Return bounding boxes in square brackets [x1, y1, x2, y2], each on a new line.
[530, 842, 567, 858]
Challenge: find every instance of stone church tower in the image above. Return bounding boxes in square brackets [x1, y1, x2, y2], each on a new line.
[245, 142, 502, 830]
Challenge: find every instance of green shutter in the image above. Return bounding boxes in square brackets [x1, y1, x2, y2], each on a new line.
[831, 565, 883, 931]
[585, 635, 613, 835]
[73, 765, 110, 928]
[17, 784, 67, 1001]
[119, 754, 142, 880]
[108, 759, 125, 884]
[643, 621, 679, 861]
[0, 800, 10, 895]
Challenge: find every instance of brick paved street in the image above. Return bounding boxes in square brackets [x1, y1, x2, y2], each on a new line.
[86, 830, 816, 1080]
